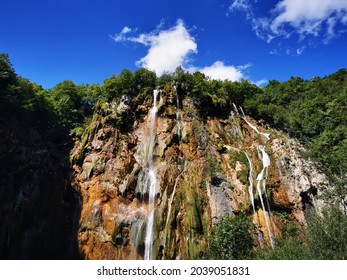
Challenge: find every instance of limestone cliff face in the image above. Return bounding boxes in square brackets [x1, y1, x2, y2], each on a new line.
[71, 87, 330, 259]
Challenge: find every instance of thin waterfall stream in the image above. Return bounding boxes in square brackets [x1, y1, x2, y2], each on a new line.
[256, 145, 274, 249]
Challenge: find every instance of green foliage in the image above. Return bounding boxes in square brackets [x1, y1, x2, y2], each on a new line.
[103, 69, 134, 101]
[258, 205, 347, 260]
[257, 237, 308, 260]
[132, 68, 157, 93]
[244, 69, 347, 193]
[0, 53, 17, 92]
[207, 214, 254, 260]
[305, 206, 347, 259]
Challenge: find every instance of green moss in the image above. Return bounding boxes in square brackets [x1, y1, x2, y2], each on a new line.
[228, 150, 249, 168]
[236, 169, 248, 185]
[177, 165, 210, 259]
[228, 150, 249, 184]
[199, 180, 207, 193]
[70, 117, 99, 164]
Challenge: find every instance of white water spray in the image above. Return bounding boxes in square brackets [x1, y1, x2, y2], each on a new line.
[143, 89, 159, 260]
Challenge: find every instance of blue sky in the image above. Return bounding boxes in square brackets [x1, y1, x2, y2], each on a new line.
[1, 0, 346, 89]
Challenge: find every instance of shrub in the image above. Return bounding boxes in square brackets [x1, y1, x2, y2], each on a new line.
[207, 214, 253, 259]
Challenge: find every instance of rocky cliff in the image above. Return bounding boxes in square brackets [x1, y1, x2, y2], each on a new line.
[70, 85, 330, 260]
[0, 114, 80, 259]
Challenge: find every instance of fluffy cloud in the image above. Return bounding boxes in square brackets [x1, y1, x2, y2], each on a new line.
[230, 0, 347, 43]
[112, 20, 248, 81]
[111, 19, 197, 76]
[198, 61, 246, 81]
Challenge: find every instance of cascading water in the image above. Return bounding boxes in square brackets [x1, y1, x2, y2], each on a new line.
[245, 152, 263, 248]
[256, 145, 274, 249]
[161, 173, 180, 259]
[245, 152, 256, 213]
[239, 106, 274, 248]
[232, 103, 240, 115]
[239, 106, 270, 140]
[259, 146, 273, 216]
[142, 89, 159, 260]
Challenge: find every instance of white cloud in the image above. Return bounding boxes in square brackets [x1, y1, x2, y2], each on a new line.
[296, 46, 306, 55]
[254, 79, 268, 87]
[121, 26, 132, 34]
[112, 20, 250, 82]
[270, 0, 347, 37]
[229, 0, 252, 12]
[229, 0, 347, 43]
[199, 61, 246, 81]
[112, 26, 133, 42]
[111, 19, 197, 76]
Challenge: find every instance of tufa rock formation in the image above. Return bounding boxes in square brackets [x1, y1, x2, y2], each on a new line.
[70, 86, 330, 259]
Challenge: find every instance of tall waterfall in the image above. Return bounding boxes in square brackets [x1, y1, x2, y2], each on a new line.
[143, 89, 159, 260]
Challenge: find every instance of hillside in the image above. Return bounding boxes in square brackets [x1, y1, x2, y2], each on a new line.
[0, 53, 346, 259]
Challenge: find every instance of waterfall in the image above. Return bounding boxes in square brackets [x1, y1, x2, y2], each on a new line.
[161, 174, 180, 259]
[143, 89, 159, 260]
[232, 103, 239, 115]
[256, 145, 274, 249]
[259, 146, 273, 216]
[245, 152, 256, 213]
[239, 106, 270, 140]
[245, 152, 263, 248]
[239, 106, 274, 248]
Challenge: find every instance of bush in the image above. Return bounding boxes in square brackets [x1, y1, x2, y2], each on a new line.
[258, 205, 347, 260]
[305, 206, 347, 259]
[257, 237, 308, 260]
[207, 214, 253, 259]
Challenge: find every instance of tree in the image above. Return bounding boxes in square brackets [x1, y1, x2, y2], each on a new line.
[0, 53, 16, 91]
[132, 68, 156, 93]
[103, 69, 134, 101]
[49, 80, 83, 131]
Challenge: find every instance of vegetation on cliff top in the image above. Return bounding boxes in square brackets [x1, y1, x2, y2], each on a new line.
[2, 53, 346, 189]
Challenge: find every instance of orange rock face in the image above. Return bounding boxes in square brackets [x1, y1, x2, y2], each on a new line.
[71, 89, 329, 259]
